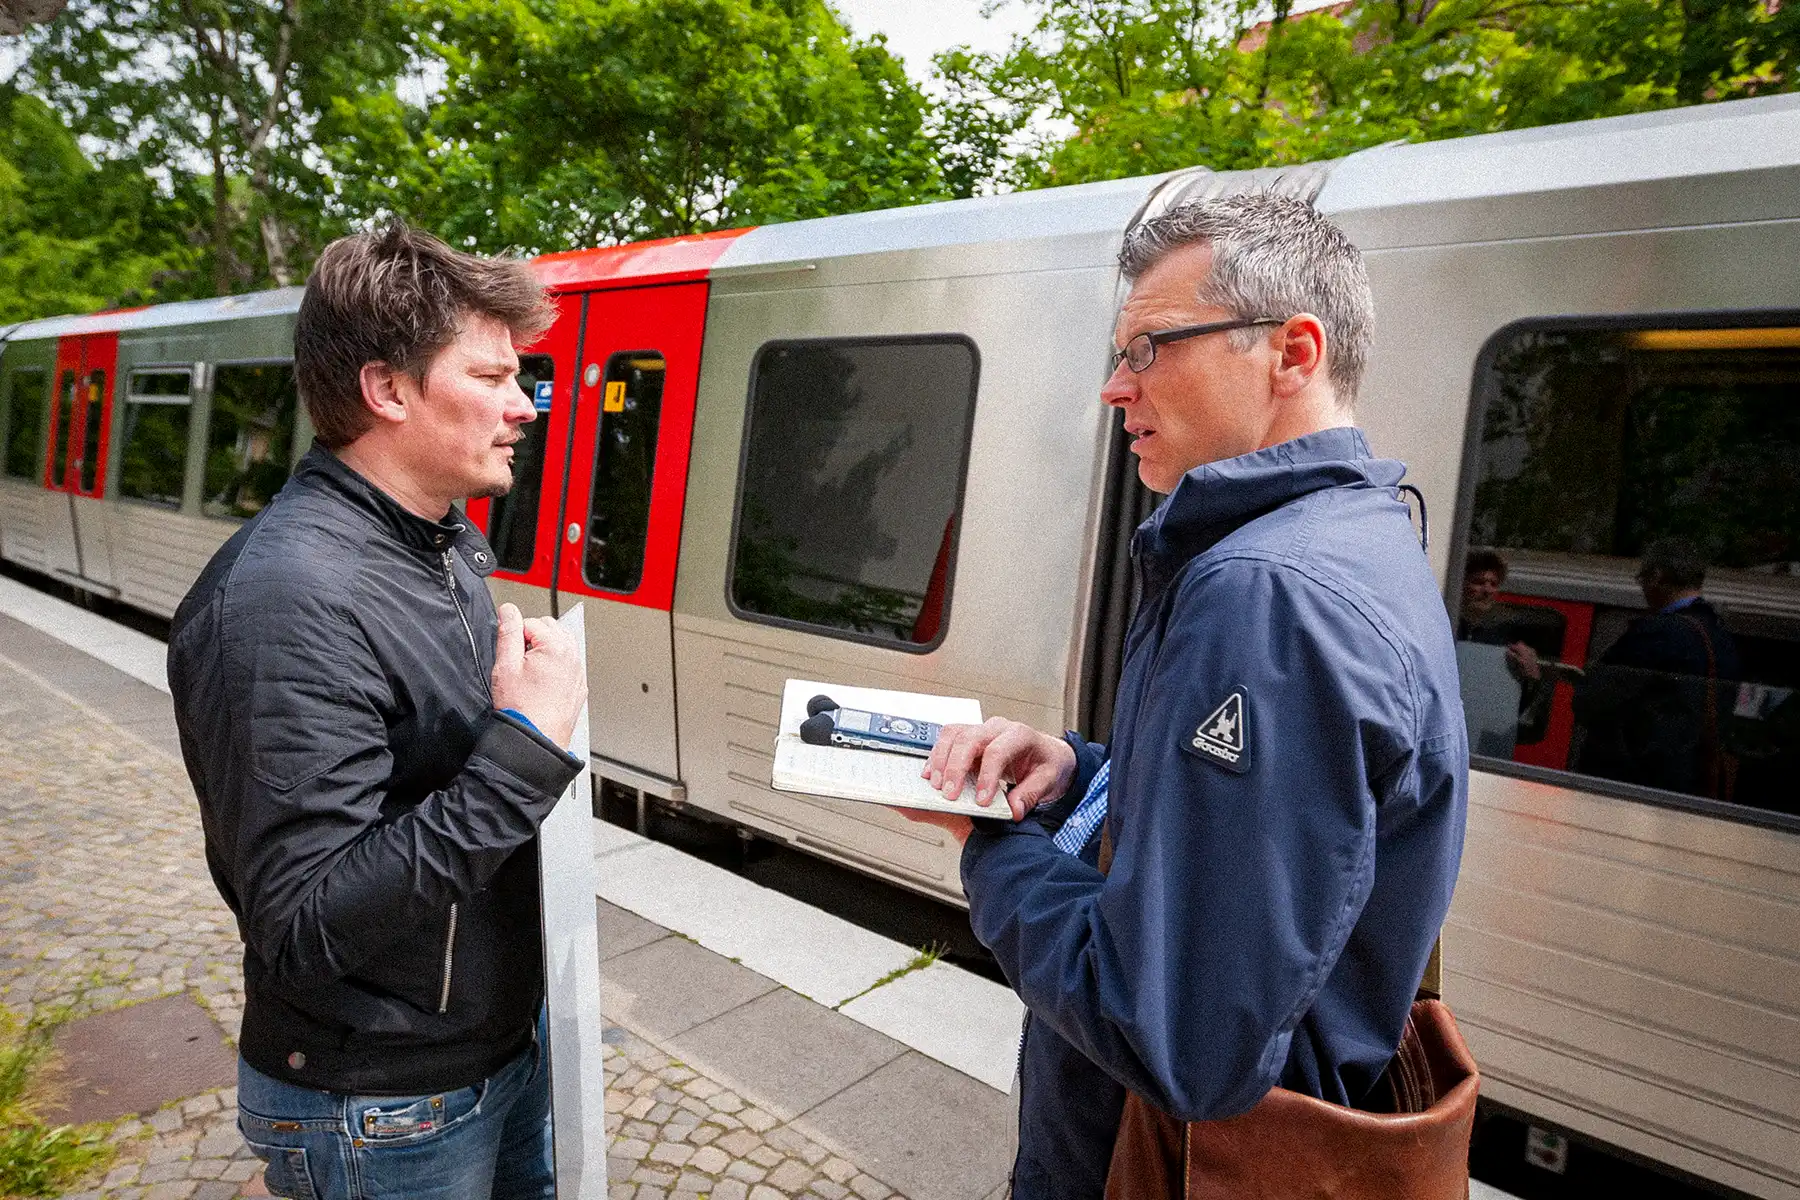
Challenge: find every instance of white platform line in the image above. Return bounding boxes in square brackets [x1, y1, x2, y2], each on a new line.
[0, 574, 170, 693]
[593, 818, 1022, 1092]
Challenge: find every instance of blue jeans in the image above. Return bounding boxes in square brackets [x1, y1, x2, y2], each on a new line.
[236, 1020, 553, 1200]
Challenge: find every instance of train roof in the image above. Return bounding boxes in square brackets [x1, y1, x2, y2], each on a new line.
[710, 173, 1157, 282]
[533, 229, 747, 290]
[6, 287, 304, 343]
[708, 92, 1800, 281]
[1315, 91, 1800, 247]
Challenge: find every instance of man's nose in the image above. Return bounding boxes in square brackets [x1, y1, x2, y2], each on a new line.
[508, 390, 538, 423]
[1100, 360, 1137, 407]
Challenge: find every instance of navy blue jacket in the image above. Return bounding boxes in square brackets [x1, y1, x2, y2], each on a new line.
[963, 428, 1469, 1199]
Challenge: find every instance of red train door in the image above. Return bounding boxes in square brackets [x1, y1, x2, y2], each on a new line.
[44, 334, 118, 588]
[552, 282, 709, 786]
[469, 291, 584, 619]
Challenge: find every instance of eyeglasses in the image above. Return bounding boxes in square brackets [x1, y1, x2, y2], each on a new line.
[1111, 317, 1288, 374]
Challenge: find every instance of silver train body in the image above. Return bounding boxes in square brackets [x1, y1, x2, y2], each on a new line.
[3, 94, 1797, 1198]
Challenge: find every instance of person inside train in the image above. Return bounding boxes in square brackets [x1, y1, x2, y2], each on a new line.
[167, 222, 587, 1200]
[1455, 548, 1561, 754]
[1572, 536, 1742, 800]
[904, 193, 1470, 1198]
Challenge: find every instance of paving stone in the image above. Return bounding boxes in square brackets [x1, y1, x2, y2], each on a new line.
[717, 1129, 762, 1158]
[726, 1160, 768, 1184]
[712, 1181, 750, 1200]
[690, 1145, 731, 1174]
[850, 1175, 892, 1200]
[631, 1164, 679, 1187]
[649, 1141, 695, 1167]
[767, 1159, 816, 1191]
[749, 1145, 783, 1168]
[810, 1182, 851, 1200]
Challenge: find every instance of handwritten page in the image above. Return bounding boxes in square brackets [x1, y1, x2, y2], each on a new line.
[771, 679, 1013, 817]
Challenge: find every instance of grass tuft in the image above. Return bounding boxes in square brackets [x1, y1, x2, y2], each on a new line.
[835, 942, 948, 1009]
[0, 1007, 115, 1198]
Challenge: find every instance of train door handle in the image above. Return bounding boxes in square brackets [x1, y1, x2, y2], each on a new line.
[566, 522, 582, 545]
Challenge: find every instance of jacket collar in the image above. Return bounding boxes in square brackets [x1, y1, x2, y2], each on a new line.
[292, 441, 498, 576]
[1134, 426, 1404, 594]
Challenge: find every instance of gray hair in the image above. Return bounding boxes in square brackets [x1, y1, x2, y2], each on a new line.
[1118, 193, 1374, 404]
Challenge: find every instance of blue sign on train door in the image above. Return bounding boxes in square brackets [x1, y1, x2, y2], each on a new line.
[533, 379, 554, 412]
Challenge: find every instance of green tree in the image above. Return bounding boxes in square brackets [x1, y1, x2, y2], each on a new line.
[21, 0, 411, 293]
[941, 0, 1800, 189]
[0, 85, 194, 322]
[327, 0, 952, 252]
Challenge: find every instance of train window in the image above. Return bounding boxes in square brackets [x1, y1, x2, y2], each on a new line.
[204, 363, 298, 519]
[78, 369, 106, 492]
[582, 353, 663, 593]
[729, 336, 978, 651]
[1458, 320, 1800, 821]
[117, 370, 193, 509]
[487, 353, 555, 572]
[51, 369, 75, 486]
[1, 368, 47, 480]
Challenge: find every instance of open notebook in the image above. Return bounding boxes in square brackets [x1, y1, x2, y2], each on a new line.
[770, 678, 1011, 817]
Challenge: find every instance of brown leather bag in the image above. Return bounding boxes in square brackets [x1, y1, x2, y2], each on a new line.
[1103, 997, 1480, 1199]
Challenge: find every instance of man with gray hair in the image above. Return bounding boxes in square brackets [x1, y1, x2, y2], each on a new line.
[909, 193, 1468, 1196]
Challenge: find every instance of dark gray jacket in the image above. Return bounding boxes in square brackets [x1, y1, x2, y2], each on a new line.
[169, 444, 582, 1095]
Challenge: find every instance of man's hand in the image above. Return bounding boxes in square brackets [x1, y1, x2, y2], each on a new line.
[1505, 641, 1542, 682]
[490, 603, 587, 749]
[922, 718, 1077, 821]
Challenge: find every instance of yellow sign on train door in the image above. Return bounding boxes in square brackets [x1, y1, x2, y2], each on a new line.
[603, 381, 627, 413]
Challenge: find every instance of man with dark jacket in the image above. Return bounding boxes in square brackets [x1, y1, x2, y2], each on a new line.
[910, 194, 1468, 1197]
[168, 223, 587, 1200]
[1574, 537, 1741, 797]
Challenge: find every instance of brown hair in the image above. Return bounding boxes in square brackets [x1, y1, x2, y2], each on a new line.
[295, 222, 553, 448]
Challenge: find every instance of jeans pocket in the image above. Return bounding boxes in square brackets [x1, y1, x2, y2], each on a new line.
[243, 1141, 317, 1200]
[353, 1080, 486, 1147]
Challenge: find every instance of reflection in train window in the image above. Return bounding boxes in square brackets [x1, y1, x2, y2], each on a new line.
[1, 369, 47, 480]
[1459, 321, 1800, 819]
[487, 354, 555, 572]
[730, 337, 978, 650]
[79, 369, 106, 492]
[204, 363, 298, 519]
[117, 370, 193, 509]
[51, 369, 75, 486]
[583, 353, 663, 593]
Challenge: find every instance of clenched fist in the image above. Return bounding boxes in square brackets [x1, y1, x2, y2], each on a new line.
[490, 603, 587, 749]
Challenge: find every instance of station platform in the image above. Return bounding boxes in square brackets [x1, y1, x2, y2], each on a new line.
[0, 574, 1518, 1200]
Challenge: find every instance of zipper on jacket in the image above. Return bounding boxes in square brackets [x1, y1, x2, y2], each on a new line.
[438, 902, 459, 1013]
[438, 548, 475, 1016]
[441, 550, 492, 701]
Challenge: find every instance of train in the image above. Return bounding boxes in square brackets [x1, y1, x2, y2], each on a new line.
[2, 92, 1797, 1199]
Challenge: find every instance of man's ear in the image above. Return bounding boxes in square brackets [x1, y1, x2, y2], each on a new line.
[358, 362, 413, 427]
[1270, 313, 1329, 399]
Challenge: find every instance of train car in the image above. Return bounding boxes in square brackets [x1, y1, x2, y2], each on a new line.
[0, 289, 306, 615]
[2, 93, 1798, 1199]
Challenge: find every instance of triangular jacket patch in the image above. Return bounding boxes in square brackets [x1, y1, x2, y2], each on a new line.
[1183, 689, 1251, 774]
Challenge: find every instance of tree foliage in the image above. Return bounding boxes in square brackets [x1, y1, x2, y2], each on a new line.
[327, 0, 950, 251]
[1, 0, 1795, 322]
[21, 0, 412, 294]
[0, 85, 194, 323]
[941, 0, 1800, 188]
